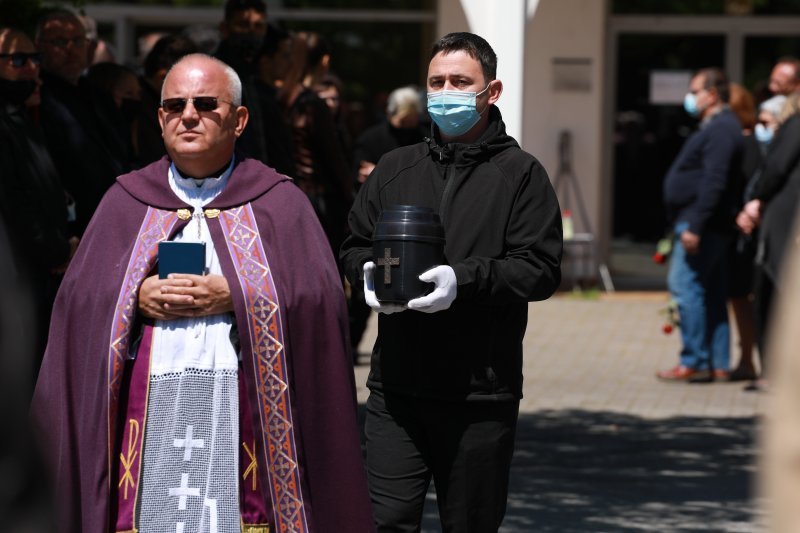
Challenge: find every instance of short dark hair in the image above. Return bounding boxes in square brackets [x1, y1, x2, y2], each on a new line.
[430, 32, 497, 82]
[144, 35, 198, 78]
[224, 0, 267, 21]
[697, 67, 730, 103]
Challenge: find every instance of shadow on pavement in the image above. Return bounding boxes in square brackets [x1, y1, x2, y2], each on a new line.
[503, 410, 760, 532]
[357, 407, 761, 532]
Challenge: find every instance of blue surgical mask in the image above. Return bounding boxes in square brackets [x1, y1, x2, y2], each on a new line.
[754, 123, 774, 144]
[427, 84, 490, 137]
[683, 92, 700, 118]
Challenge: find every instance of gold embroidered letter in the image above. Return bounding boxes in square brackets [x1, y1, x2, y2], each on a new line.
[119, 419, 140, 499]
[243, 441, 258, 491]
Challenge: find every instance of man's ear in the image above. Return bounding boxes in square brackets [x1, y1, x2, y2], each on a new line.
[487, 79, 503, 106]
[234, 106, 249, 137]
[158, 107, 166, 137]
[709, 87, 720, 104]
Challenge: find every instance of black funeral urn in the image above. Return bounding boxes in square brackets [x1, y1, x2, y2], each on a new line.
[372, 205, 445, 304]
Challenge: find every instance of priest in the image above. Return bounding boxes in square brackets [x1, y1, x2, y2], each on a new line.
[31, 53, 373, 533]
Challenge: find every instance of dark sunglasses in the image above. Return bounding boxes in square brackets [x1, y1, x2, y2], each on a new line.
[161, 96, 232, 114]
[0, 52, 41, 68]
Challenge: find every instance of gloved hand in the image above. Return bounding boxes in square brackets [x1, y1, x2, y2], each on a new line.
[407, 265, 457, 313]
[363, 261, 406, 314]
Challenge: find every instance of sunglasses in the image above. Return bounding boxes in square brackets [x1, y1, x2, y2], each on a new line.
[0, 52, 41, 68]
[161, 96, 232, 114]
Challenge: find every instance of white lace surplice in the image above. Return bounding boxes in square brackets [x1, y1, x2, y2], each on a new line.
[137, 161, 242, 533]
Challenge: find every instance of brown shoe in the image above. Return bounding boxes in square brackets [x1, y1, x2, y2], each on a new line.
[688, 369, 714, 383]
[657, 365, 697, 381]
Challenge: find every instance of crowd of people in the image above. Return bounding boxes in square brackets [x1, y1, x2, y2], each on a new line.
[657, 58, 800, 394]
[3, 1, 564, 531]
[0, 0, 431, 372]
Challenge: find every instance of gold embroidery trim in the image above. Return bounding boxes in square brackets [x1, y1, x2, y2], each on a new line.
[177, 208, 192, 220]
[119, 419, 140, 500]
[241, 525, 269, 533]
[204, 208, 221, 219]
[243, 440, 258, 491]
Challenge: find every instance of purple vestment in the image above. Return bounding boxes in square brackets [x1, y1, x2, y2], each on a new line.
[31, 156, 375, 533]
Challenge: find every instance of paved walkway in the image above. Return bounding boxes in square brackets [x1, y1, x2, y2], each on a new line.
[353, 293, 766, 532]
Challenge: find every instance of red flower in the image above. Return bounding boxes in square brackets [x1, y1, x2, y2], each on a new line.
[662, 323, 674, 335]
[652, 252, 666, 264]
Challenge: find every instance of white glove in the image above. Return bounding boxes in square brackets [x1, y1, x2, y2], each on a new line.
[363, 261, 406, 315]
[407, 265, 457, 313]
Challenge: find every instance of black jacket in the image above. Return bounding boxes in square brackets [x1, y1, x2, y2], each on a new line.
[352, 119, 427, 185]
[662, 108, 743, 234]
[39, 72, 127, 234]
[753, 113, 800, 282]
[340, 107, 562, 401]
[0, 98, 70, 272]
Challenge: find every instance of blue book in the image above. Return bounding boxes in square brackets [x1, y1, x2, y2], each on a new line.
[158, 241, 206, 279]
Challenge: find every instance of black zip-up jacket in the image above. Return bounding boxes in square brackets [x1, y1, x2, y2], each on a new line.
[340, 107, 562, 401]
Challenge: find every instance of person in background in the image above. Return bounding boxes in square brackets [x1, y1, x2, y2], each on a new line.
[85, 62, 141, 168]
[352, 85, 427, 187]
[79, 15, 115, 65]
[726, 82, 759, 383]
[135, 34, 198, 166]
[214, 0, 269, 164]
[314, 73, 353, 165]
[283, 31, 352, 257]
[252, 23, 294, 176]
[657, 68, 743, 383]
[31, 53, 374, 533]
[768, 57, 800, 97]
[727, 93, 786, 385]
[736, 93, 800, 392]
[340, 32, 562, 531]
[0, 26, 77, 370]
[35, 8, 128, 234]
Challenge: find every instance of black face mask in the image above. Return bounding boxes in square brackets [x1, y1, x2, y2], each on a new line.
[0, 77, 36, 106]
[119, 98, 141, 123]
[226, 32, 264, 63]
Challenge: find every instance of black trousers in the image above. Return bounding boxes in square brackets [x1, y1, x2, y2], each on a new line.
[365, 390, 519, 533]
[753, 265, 775, 375]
